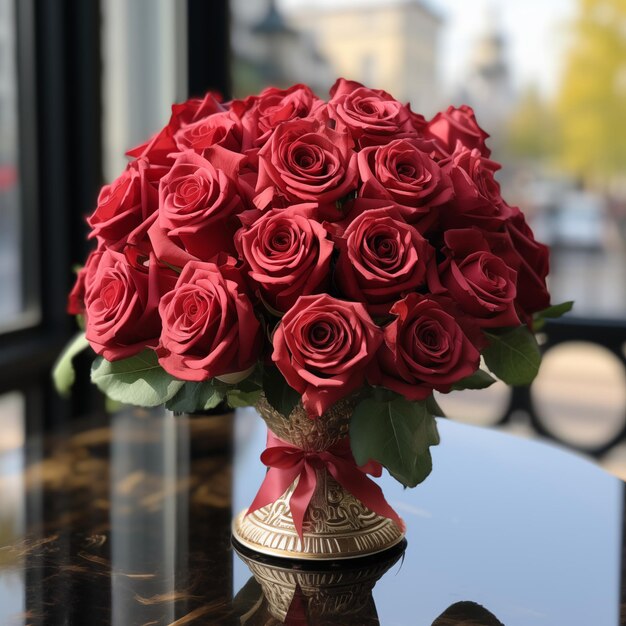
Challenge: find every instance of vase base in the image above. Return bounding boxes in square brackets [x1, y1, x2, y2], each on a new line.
[232, 507, 405, 561]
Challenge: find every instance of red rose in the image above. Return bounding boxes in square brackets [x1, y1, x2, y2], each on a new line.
[84, 249, 176, 361]
[429, 228, 519, 328]
[506, 211, 550, 316]
[235, 84, 325, 151]
[148, 148, 244, 268]
[87, 159, 163, 249]
[425, 105, 491, 157]
[272, 294, 383, 417]
[406, 103, 428, 135]
[334, 203, 433, 316]
[67, 250, 101, 315]
[255, 118, 357, 214]
[357, 138, 453, 232]
[236, 203, 333, 312]
[328, 78, 416, 146]
[375, 293, 480, 400]
[127, 92, 226, 166]
[174, 110, 243, 155]
[442, 147, 513, 230]
[157, 261, 262, 382]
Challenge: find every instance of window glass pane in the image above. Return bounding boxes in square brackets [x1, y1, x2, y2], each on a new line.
[231, 0, 626, 319]
[0, 392, 25, 624]
[101, 0, 187, 182]
[0, 0, 23, 328]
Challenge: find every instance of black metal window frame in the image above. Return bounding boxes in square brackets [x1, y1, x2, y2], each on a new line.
[0, 0, 104, 428]
[0, 0, 233, 430]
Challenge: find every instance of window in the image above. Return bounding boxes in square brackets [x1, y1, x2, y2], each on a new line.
[0, 0, 37, 332]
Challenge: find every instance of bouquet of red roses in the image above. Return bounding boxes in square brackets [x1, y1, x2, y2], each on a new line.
[55, 78, 570, 489]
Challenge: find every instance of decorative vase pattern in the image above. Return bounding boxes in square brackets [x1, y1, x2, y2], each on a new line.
[232, 395, 405, 560]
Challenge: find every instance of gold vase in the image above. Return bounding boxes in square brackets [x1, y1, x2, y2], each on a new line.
[232, 395, 405, 560]
[233, 540, 406, 623]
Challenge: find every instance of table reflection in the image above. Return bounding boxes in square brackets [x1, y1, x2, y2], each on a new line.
[0, 407, 622, 625]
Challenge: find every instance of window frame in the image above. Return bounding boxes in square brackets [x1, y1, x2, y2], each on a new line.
[0, 0, 104, 425]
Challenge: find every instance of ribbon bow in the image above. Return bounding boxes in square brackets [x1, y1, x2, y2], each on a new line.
[246, 432, 404, 540]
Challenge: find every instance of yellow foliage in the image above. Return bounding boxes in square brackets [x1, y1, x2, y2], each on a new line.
[556, 0, 626, 184]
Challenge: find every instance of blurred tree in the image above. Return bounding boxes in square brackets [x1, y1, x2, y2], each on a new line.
[556, 0, 626, 186]
[506, 85, 559, 160]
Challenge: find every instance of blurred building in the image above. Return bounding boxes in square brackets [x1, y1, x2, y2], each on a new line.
[455, 8, 514, 151]
[231, 0, 334, 96]
[282, 0, 442, 113]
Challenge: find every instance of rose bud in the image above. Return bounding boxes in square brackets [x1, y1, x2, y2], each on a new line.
[374, 293, 481, 400]
[157, 261, 262, 382]
[272, 294, 383, 417]
[236, 203, 333, 312]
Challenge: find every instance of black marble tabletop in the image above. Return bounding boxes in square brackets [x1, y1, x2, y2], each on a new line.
[0, 406, 623, 625]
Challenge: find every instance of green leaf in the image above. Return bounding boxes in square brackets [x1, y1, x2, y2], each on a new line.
[165, 381, 225, 413]
[451, 369, 497, 391]
[52, 332, 90, 397]
[536, 301, 574, 319]
[483, 326, 541, 386]
[350, 395, 440, 488]
[226, 388, 263, 408]
[91, 350, 185, 407]
[532, 300, 574, 332]
[262, 365, 301, 417]
[425, 394, 446, 417]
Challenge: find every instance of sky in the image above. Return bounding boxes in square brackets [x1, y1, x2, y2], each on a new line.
[279, 0, 578, 98]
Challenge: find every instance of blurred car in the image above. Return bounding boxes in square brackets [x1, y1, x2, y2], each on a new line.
[529, 185, 607, 251]
[551, 190, 607, 251]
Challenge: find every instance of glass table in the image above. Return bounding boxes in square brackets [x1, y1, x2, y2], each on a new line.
[0, 406, 622, 625]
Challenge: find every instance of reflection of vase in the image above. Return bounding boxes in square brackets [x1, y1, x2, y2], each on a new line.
[232, 395, 405, 560]
[233, 539, 406, 624]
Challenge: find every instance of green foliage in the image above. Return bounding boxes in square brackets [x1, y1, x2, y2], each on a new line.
[483, 326, 541, 386]
[262, 365, 301, 417]
[451, 369, 497, 391]
[225, 373, 264, 408]
[165, 381, 226, 413]
[52, 332, 90, 397]
[556, 0, 626, 183]
[350, 393, 440, 488]
[506, 86, 560, 159]
[91, 350, 184, 407]
[532, 300, 574, 331]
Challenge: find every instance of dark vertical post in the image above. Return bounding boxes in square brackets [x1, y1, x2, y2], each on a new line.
[33, 0, 103, 427]
[187, 0, 231, 100]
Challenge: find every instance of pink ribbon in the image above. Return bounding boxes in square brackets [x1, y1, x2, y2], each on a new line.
[246, 432, 404, 541]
